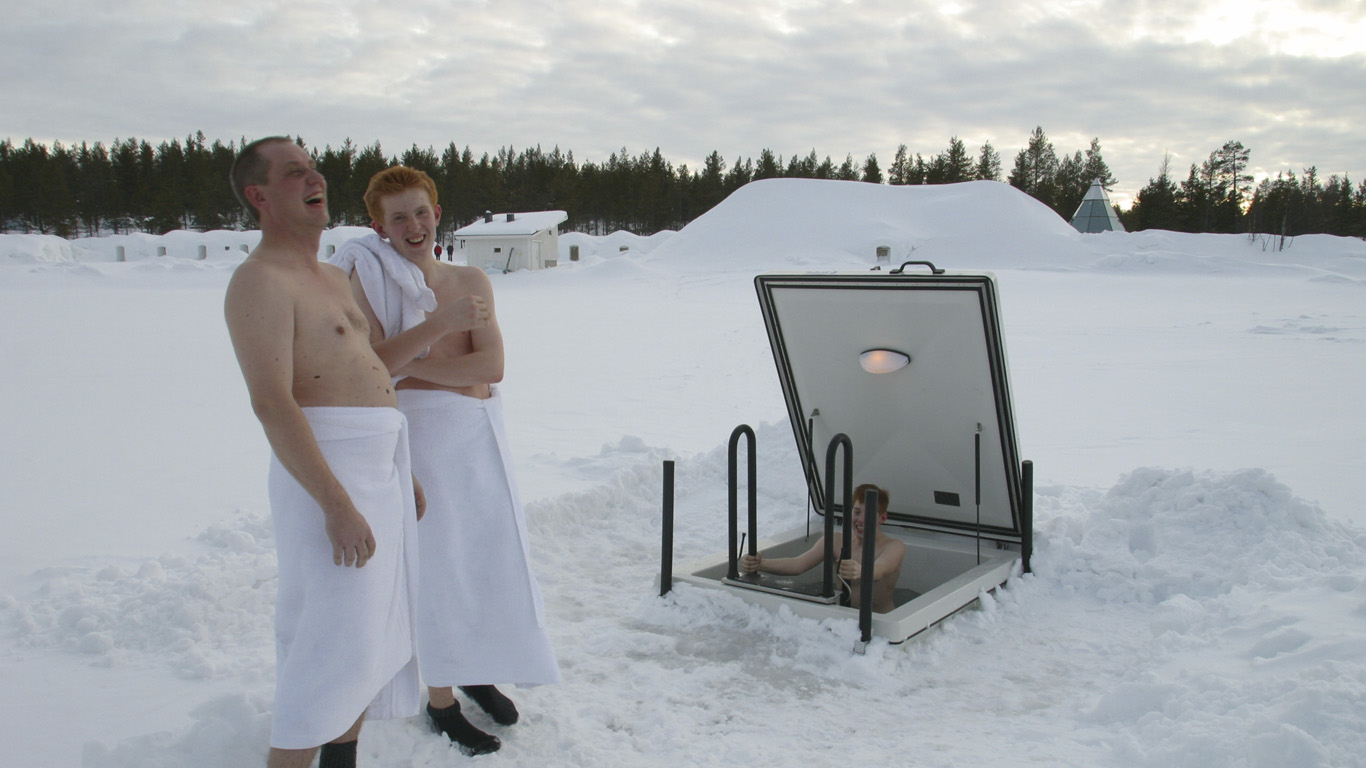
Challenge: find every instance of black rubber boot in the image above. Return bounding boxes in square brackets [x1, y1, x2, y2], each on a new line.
[427, 701, 501, 755]
[319, 740, 357, 768]
[459, 685, 520, 726]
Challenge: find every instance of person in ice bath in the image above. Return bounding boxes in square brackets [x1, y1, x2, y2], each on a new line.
[329, 166, 561, 756]
[740, 483, 906, 613]
[224, 137, 424, 768]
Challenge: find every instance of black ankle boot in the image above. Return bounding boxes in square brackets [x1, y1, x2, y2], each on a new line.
[427, 701, 501, 755]
[319, 740, 357, 768]
[459, 684, 519, 725]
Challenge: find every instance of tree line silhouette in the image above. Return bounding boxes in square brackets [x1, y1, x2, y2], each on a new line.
[1, 128, 1361, 240]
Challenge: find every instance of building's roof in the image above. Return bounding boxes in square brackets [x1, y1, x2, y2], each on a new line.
[453, 210, 568, 237]
[1070, 180, 1126, 233]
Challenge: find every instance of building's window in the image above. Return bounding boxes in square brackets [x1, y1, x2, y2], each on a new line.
[494, 247, 502, 253]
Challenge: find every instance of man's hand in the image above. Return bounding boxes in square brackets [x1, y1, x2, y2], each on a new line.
[430, 295, 489, 334]
[837, 558, 862, 581]
[739, 553, 762, 574]
[326, 506, 377, 567]
[413, 474, 427, 521]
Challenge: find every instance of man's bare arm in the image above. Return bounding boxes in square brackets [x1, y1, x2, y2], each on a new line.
[740, 536, 832, 575]
[225, 263, 376, 567]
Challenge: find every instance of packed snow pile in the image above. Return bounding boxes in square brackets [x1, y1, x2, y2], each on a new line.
[653, 178, 1091, 269]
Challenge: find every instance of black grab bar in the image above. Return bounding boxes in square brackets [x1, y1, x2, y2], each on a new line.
[856, 485, 880, 651]
[727, 425, 757, 580]
[823, 433, 853, 600]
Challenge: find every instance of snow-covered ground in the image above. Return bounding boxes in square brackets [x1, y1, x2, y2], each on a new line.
[2, 179, 1364, 767]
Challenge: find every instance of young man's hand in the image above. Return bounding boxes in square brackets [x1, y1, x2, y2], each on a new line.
[431, 295, 489, 333]
[739, 554, 762, 573]
[837, 558, 863, 581]
[413, 474, 427, 521]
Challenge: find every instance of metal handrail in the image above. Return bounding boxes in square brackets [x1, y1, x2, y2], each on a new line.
[727, 425, 757, 580]
[855, 486, 880, 652]
[822, 433, 853, 599]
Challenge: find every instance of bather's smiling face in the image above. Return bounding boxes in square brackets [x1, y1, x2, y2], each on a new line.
[372, 187, 442, 263]
[251, 141, 329, 229]
[850, 501, 888, 538]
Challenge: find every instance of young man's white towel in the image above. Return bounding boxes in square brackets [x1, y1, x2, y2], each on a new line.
[399, 388, 561, 687]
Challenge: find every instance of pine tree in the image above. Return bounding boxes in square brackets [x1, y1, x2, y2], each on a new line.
[862, 153, 883, 183]
[889, 145, 912, 185]
[754, 148, 781, 180]
[1008, 126, 1060, 210]
[929, 136, 972, 184]
[1081, 138, 1117, 189]
[974, 141, 1001, 181]
[1054, 150, 1088, 219]
[1127, 153, 1180, 231]
[837, 154, 858, 181]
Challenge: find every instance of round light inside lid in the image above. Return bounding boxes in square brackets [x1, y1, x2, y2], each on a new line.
[859, 348, 910, 374]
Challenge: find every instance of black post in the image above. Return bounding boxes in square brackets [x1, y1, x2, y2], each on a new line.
[857, 486, 879, 649]
[727, 425, 756, 580]
[660, 460, 674, 597]
[822, 433, 853, 599]
[1021, 460, 1034, 574]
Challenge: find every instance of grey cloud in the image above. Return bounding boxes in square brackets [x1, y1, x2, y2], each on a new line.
[2, 0, 1361, 207]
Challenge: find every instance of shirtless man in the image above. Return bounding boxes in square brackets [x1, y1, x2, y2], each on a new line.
[224, 137, 430, 768]
[333, 166, 560, 755]
[740, 483, 906, 613]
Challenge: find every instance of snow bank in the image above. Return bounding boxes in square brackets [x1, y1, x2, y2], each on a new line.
[7, 430, 1362, 768]
[652, 178, 1091, 270]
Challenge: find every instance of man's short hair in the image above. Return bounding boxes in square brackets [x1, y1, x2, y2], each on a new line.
[364, 166, 439, 222]
[853, 483, 890, 516]
[230, 136, 293, 224]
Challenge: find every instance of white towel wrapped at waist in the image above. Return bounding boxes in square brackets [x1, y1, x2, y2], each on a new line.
[268, 406, 421, 749]
[327, 233, 436, 379]
[398, 388, 561, 687]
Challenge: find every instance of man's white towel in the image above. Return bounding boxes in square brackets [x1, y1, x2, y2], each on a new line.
[399, 388, 561, 687]
[267, 406, 421, 749]
[327, 233, 436, 340]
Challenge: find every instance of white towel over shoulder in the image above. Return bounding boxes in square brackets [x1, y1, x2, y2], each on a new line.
[327, 233, 436, 339]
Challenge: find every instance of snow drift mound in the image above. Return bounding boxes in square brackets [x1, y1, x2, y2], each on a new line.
[652, 178, 1090, 270]
[1035, 467, 1365, 604]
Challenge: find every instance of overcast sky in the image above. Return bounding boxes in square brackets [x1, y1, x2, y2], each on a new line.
[4, 0, 1363, 209]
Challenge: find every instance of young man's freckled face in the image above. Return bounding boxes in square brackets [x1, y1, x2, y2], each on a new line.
[375, 187, 441, 259]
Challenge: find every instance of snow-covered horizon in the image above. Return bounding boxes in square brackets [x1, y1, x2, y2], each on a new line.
[2, 178, 1364, 767]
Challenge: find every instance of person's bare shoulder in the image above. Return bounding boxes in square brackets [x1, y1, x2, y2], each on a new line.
[317, 260, 354, 290]
[225, 256, 287, 312]
[433, 262, 494, 297]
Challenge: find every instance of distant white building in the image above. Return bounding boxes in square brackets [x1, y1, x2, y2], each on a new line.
[452, 210, 569, 272]
[1069, 180, 1126, 233]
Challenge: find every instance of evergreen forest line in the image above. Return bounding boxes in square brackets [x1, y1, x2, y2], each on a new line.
[2, 128, 1362, 241]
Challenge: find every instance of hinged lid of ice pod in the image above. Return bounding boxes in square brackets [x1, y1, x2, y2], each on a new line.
[754, 267, 1024, 542]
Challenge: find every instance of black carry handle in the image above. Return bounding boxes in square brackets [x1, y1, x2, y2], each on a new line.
[890, 260, 945, 275]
